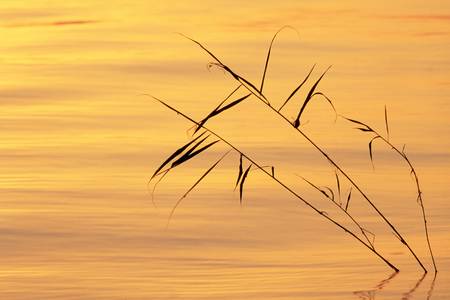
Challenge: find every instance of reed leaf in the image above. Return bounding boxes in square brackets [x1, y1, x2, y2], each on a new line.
[235, 154, 243, 190]
[384, 105, 390, 141]
[193, 85, 242, 135]
[214, 93, 251, 115]
[278, 64, 316, 112]
[335, 171, 341, 204]
[369, 136, 382, 168]
[240, 164, 252, 204]
[171, 139, 219, 168]
[345, 187, 353, 211]
[341, 116, 373, 132]
[151, 131, 206, 180]
[259, 25, 299, 93]
[166, 150, 231, 228]
[293, 66, 332, 128]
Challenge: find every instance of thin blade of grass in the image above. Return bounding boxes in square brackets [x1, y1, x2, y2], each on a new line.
[178, 34, 270, 104]
[335, 171, 341, 205]
[193, 85, 242, 135]
[369, 136, 381, 169]
[341, 116, 373, 132]
[166, 150, 231, 228]
[362, 228, 376, 248]
[214, 93, 251, 115]
[177, 33, 225, 66]
[323, 186, 335, 202]
[239, 164, 252, 205]
[278, 64, 316, 112]
[234, 154, 243, 190]
[294, 66, 332, 127]
[171, 139, 219, 168]
[151, 131, 206, 180]
[311, 92, 337, 122]
[299, 175, 332, 200]
[259, 25, 299, 93]
[345, 187, 353, 211]
[384, 105, 390, 141]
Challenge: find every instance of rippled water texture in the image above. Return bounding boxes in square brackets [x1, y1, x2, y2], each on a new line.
[1, 1, 449, 299]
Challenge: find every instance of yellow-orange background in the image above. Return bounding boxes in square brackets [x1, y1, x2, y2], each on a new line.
[1, 1, 449, 299]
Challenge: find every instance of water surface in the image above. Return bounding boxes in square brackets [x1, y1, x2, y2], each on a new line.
[1, 1, 449, 299]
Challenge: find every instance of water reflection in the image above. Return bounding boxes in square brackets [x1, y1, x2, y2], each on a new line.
[353, 272, 437, 300]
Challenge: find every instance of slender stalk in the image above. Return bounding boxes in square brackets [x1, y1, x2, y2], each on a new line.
[301, 176, 376, 248]
[151, 95, 399, 272]
[180, 36, 426, 272]
[361, 123, 436, 273]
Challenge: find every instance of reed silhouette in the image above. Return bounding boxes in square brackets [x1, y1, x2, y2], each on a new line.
[149, 27, 436, 273]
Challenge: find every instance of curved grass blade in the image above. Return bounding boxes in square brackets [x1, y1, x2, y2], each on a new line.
[311, 92, 337, 121]
[178, 34, 269, 104]
[240, 164, 252, 205]
[278, 64, 316, 112]
[172, 139, 220, 168]
[166, 150, 231, 228]
[260, 25, 299, 93]
[369, 136, 382, 169]
[151, 131, 206, 180]
[234, 154, 243, 190]
[335, 171, 341, 205]
[294, 66, 332, 128]
[345, 187, 353, 211]
[323, 186, 335, 202]
[341, 116, 373, 132]
[384, 105, 390, 141]
[299, 175, 333, 200]
[177, 32, 225, 66]
[193, 85, 242, 135]
[214, 93, 251, 115]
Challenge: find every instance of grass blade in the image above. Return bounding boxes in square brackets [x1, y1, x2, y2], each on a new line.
[151, 132, 206, 180]
[172, 139, 219, 168]
[323, 186, 335, 202]
[235, 154, 243, 190]
[179, 34, 270, 104]
[384, 105, 390, 141]
[166, 150, 231, 228]
[214, 93, 251, 115]
[369, 136, 381, 169]
[341, 116, 373, 132]
[335, 171, 341, 205]
[278, 64, 316, 112]
[260, 25, 299, 93]
[311, 92, 337, 121]
[239, 164, 252, 204]
[193, 85, 242, 135]
[294, 66, 332, 127]
[345, 187, 353, 211]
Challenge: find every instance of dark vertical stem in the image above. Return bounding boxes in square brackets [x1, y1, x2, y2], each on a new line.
[373, 129, 437, 273]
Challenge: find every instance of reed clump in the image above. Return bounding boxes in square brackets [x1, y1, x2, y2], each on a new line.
[149, 28, 436, 274]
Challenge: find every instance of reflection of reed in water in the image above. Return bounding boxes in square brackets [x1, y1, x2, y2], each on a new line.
[353, 272, 436, 299]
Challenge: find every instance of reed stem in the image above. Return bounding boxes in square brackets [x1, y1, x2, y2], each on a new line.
[151, 95, 400, 272]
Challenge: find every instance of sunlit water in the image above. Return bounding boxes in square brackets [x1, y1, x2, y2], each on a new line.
[1, 1, 449, 299]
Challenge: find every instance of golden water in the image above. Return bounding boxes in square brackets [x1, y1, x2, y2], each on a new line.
[1, 1, 449, 299]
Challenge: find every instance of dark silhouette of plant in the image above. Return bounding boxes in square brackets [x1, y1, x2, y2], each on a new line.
[150, 95, 399, 272]
[149, 28, 436, 273]
[342, 108, 437, 273]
